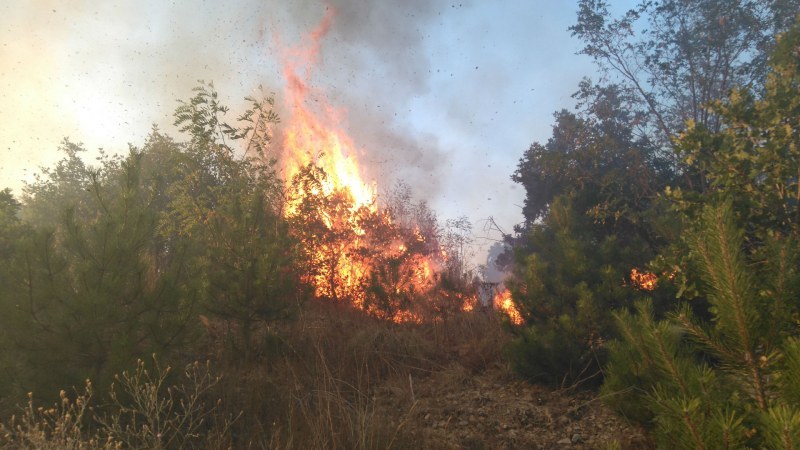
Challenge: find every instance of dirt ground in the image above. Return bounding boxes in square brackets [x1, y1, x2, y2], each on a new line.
[375, 364, 651, 449]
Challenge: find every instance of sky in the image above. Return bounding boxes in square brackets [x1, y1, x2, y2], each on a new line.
[0, 0, 634, 267]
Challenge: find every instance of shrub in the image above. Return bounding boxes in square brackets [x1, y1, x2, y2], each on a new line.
[602, 202, 800, 448]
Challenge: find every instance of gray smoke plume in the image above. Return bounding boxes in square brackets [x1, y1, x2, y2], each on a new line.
[2, 0, 596, 267]
[271, 0, 454, 198]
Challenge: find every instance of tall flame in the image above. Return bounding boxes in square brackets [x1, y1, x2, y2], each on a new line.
[280, 9, 376, 214]
[276, 11, 456, 323]
[274, 11, 491, 325]
[278, 9, 372, 306]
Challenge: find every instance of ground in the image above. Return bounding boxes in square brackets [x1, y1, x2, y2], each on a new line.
[375, 363, 651, 449]
[204, 302, 653, 449]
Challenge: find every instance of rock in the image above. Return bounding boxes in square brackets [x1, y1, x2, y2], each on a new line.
[424, 413, 431, 422]
[557, 437, 572, 445]
[571, 433, 583, 444]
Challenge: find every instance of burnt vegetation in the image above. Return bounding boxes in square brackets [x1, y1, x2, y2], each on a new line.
[2, 1, 800, 449]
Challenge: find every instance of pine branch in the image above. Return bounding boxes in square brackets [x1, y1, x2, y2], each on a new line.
[651, 324, 691, 401]
[614, 304, 655, 368]
[682, 404, 708, 450]
[692, 203, 767, 411]
[675, 307, 737, 362]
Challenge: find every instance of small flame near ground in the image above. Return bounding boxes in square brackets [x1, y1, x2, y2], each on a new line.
[630, 268, 658, 291]
[493, 289, 524, 326]
[274, 10, 460, 323]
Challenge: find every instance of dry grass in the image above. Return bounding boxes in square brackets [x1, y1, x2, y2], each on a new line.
[205, 299, 511, 449]
[0, 358, 233, 449]
[0, 299, 512, 449]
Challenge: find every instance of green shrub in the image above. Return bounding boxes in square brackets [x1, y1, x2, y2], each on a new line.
[602, 202, 800, 448]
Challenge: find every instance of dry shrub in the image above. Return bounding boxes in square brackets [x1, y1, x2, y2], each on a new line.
[0, 385, 98, 450]
[440, 310, 512, 373]
[2, 297, 513, 449]
[200, 298, 512, 449]
[0, 357, 233, 450]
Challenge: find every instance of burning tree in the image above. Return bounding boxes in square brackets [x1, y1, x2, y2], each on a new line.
[285, 162, 457, 323]
[272, 12, 484, 323]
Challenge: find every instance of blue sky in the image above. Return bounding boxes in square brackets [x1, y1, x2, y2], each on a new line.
[0, 0, 635, 266]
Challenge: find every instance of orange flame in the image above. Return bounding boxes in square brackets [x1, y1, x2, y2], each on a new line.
[278, 9, 376, 307]
[461, 294, 478, 312]
[493, 289, 524, 326]
[276, 11, 472, 323]
[630, 268, 658, 291]
[280, 8, 375, 214]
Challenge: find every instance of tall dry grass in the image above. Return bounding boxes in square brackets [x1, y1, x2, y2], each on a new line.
[0, 299, 511, 449]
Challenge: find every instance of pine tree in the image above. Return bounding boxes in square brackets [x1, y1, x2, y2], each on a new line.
[603, 201, 800, 448]
[1, 151, 197, 397]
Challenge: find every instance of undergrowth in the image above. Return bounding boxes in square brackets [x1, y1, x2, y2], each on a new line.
[0, 300, 511, 449]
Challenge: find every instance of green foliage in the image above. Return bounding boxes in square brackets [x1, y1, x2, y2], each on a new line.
[168, 85, 300, 358]
[174, 82, 238, 148]
[1, 151, 197, 397]
[506, 193, 655, 386]
[570, 0, 797, 148]
[506, 84, 675, 386]
[507, 0, 800, 397]
[673, 20, 800, 242]
[600, 22, 800, 448]
[603, 202, 800, 448]
[651, 18, 800, 302]
[0, 189, 26, 406]
[0, 188, 23, 239]
[506, 314, 596, 388]
[0, 82, 298, 407]
[20, 140, 96, 228]
[512, 82, 672, 225]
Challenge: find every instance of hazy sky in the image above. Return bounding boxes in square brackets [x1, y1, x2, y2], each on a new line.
[0, 0, 634, 264]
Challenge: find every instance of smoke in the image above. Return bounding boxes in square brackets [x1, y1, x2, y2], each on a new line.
[272, 0, 454, 199]
[0, 0, 277, 184]
[1, 0, 461, 197]
[1, 0, 598, 266]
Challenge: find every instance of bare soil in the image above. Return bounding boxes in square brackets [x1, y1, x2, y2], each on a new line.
[375, 364, 651, 449]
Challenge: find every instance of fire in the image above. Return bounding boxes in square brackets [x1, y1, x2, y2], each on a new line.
[280, 9, 376, 215]
[278, 9, 378, 307]
[461, 294, 477, 312]
[493, 289, 524, 326]
[630, 268, 658, 291]
[275, 10, 471, 323]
